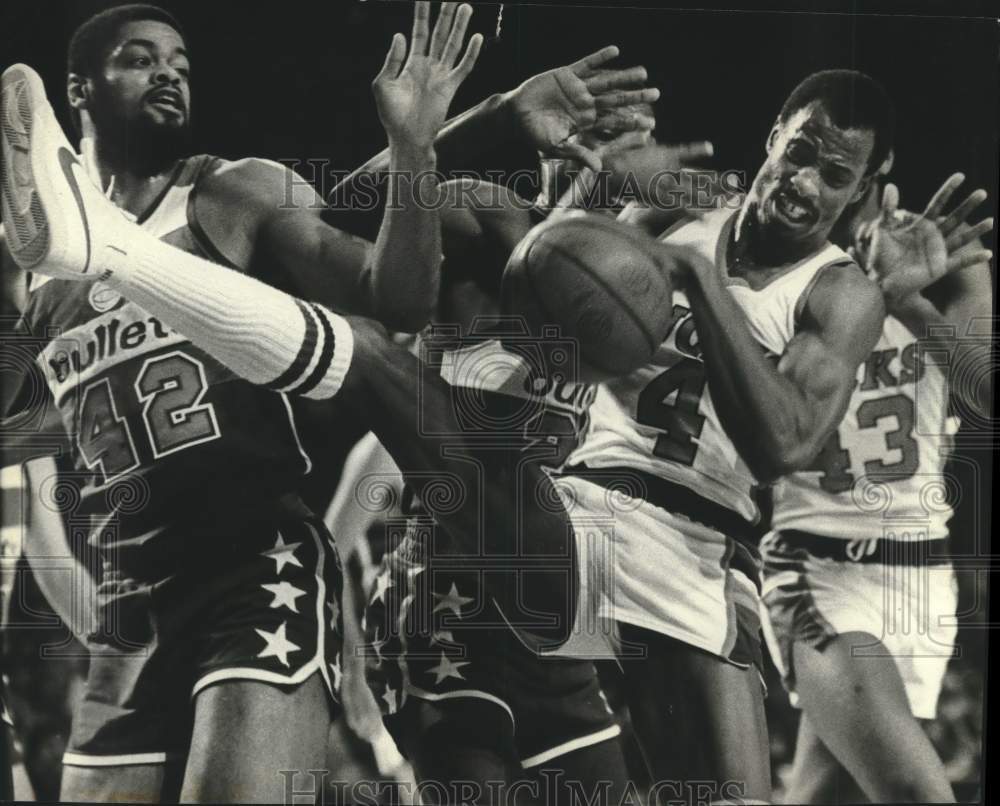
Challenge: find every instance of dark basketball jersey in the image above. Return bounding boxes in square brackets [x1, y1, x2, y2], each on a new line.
[20, 156, 313, 578]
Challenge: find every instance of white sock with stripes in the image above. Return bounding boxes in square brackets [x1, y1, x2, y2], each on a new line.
[101, 225, 354, 400]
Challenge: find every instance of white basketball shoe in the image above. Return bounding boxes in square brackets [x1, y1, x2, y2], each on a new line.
[1, 63, 128, 280]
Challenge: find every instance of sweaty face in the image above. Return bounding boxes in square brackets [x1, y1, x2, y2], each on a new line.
[88, 20, 191, 137]
[751, 101, 874, 252]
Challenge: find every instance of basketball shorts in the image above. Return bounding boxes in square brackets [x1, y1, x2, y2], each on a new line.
[552, 474, 763, 670]
[365, 529, 620, 769]
[64, 503, 343, 767]
[759, 530, 958, 720]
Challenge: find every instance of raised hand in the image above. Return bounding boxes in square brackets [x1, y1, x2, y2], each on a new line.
[862, 183, 948, 307]
[373, 2, 483, 150]
[920, 172, 993, 274]
[859, 175, 993, 308]
[505, 46, 660, 170]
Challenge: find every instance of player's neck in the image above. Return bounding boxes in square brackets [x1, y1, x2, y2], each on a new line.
[87, 137, 183, 219]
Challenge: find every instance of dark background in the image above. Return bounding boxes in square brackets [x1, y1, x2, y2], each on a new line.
[1, 0, 996, 799]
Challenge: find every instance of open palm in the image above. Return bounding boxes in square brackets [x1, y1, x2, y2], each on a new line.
[865, 184, 947, 305]
[508, 47, 659, 170]
[374, 2, 482, 148]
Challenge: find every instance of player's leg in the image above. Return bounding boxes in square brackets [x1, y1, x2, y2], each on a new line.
[783, 715, 868, 805]
[392, 699, 522, 806]
[180, 675, 331, 803]
[60, 763, 181, 804]
[618, 624, 771, 805]
[526, 738, 631, 806]
[341, 318, 578, 642]
[58, 584, 190, 803]
[177, 508, 344, 803]
[791, 632, 954, 803]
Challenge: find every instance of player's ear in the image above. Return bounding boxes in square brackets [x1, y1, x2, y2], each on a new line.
[67, 73, 91, 112]
[765, 117, 784, 155]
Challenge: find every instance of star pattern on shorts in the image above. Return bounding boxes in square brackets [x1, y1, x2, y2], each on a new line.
[370, 569, 394, 605]
[382, 684, 399, 715]
[432, 582, 474, 616]
[255, 622, 300, 668]
[261, 581, 307, 613]
[329, 656, 343, 690]
[261, 532, 303, 575]
[426, 652, 470, 684]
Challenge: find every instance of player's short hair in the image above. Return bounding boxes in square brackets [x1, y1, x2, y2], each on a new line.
[66, 4, 186, 132]
[68, 4, 185, 77]
[779, 69, 895, 176]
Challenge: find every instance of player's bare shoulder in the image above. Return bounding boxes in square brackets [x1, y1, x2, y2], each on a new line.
[189, 157, 327, 269]
[201, 157, 326, 212]
[801, 259, 885, 353]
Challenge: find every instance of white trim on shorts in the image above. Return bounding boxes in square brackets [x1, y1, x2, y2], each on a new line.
[405, 686, 515, 728]
[519, 724, 622, 769]
[62, 750, 182, 767]
[191, 523, 331, 699]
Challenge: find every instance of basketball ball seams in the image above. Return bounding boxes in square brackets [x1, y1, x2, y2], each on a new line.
[528, 231, 664, 354]
[521, 237, 623, 377]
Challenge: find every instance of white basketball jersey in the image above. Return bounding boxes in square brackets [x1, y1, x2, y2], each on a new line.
[569, 208, 853, 522]
[772, 316, 955, 540]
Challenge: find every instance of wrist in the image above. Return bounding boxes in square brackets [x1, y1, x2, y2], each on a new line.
[387, 138, 437, 168]
[497, 89, 526, 144]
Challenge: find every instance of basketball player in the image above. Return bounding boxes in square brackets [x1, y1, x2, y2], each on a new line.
[0, 1, 486, 800]
[761, 168, 993, 804]
[553, 70, 907, 804]
[329, 270, 635, 802]
[0, 40, 678, 804]
[6, 56, 954, 804]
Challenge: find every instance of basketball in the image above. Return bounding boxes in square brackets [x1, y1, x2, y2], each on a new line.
[502, 212, 678, 380]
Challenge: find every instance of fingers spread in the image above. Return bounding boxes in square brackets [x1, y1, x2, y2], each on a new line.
[452, 32, 483, 82]
[593, 87, 660, 110]
[442, 4, 475, 67]
[376, 33, 407, 81]
[945, 218, 994, 251]
[594, 109, 655, 134]
[939, 188, 988, 234]
[428, 2, 458, 60]
[947, 249, 994, 274]
[922, 172, 964, 221]
[570, 45, 620, 77]
[586, 66, 649, 94]
[410, 1, 431, 58]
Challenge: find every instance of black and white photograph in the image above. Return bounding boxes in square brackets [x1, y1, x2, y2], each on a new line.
[0, 1, 996, 803]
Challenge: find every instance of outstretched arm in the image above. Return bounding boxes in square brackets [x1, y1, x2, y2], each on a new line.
[330, 44, 658, 234]
[859, 175, 994, 418]
[199, 2, 481, 333]
[670, 249, 885, 482]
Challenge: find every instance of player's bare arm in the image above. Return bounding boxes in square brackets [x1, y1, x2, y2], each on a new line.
[334, 44, 659, 204]
[195, 2, 482, 333]
[673, 248, 885, 481]
[860, 175, 994, 416]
